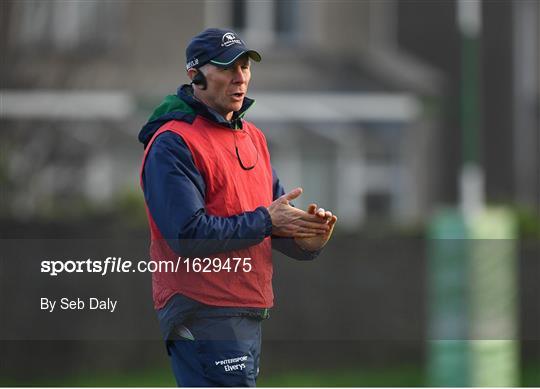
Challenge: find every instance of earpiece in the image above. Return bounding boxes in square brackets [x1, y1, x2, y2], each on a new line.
[191, 70, 207, 90]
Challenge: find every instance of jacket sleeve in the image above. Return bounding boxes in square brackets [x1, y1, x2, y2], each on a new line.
[142, 131, 272, 256]
[270, 167, 321, 261]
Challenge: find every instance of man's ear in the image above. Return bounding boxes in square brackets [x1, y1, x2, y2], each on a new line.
[188, 68, 208, 90]
[187, 68, 197, 83]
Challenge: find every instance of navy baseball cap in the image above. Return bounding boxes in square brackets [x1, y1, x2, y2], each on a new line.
[185, 28, 262, 70]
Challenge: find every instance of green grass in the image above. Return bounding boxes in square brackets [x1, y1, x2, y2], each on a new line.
[0, 366, 421, 387]
[1, 362, 538, 387]
[258, 366, 423, 386]
[0, 368, 176, 387]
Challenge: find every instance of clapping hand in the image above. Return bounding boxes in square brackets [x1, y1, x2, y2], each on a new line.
[294, 203, 337, 251]
[267, 188, 330, 238]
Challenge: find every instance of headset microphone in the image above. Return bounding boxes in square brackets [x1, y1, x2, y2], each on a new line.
[191, 71, 207, 90]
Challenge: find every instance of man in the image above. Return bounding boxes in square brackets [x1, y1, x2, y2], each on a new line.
[138, 28, 337, 387]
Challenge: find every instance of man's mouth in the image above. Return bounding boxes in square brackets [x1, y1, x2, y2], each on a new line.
[231, 92, 245, 101]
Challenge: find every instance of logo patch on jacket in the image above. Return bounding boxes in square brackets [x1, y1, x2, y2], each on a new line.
[214, 355, 248, 372]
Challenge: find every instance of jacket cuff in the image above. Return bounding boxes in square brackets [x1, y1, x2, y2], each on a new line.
[257, 206, 273, 237]
[296, 243, 322, 260]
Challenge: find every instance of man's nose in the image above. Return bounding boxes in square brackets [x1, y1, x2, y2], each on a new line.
[232, 67, 246, 83]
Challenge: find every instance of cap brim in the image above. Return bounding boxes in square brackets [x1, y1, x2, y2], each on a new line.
[210, 48, 261, 67]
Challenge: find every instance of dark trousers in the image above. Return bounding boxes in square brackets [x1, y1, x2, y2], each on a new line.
[167, 316, 262, 387]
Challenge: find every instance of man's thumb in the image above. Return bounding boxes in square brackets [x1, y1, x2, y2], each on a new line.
[283, 187, 303, 202]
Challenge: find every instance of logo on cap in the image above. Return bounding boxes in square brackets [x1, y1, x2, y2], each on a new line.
[221, 32, 242, 47]
[186, 58, 199, 70]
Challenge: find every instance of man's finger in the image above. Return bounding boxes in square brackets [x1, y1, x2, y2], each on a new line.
[307, 204, 317, 214]
[328, 215, 337, 228]
[282, 187, 303, 202]
[297, 220, 330, 231]
[299, 212, 328, 223]
[316, 208, 326, 217]
[298, 226, 327, 234]
[293, 232, 319, 238]
[290, 208, 327, 223]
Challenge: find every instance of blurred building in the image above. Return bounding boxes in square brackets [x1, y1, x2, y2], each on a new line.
[1, 1, 539, 381]
[1, 0, 538, 228]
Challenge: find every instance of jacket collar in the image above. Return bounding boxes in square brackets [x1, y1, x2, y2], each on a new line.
[176, 84, 254, 129]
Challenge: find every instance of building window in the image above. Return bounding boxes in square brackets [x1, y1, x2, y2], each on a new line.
[230, 0, 299, 46]
[365, 192, 392, 222]
[232, 0, 246, 31]
[275, 0, 298, 40]
[7, 0, 124, 54]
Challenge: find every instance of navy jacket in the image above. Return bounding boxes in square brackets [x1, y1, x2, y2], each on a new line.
[139, 85, 320, 340]
[140, 85, 320, 261]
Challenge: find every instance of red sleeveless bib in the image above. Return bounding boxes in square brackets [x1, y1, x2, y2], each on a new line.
[140, 117, 274, 309]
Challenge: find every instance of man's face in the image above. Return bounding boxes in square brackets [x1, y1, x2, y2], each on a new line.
[192, 55, 251, 121]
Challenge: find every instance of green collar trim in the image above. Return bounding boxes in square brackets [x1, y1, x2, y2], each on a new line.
[147, 94, 194, 122]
